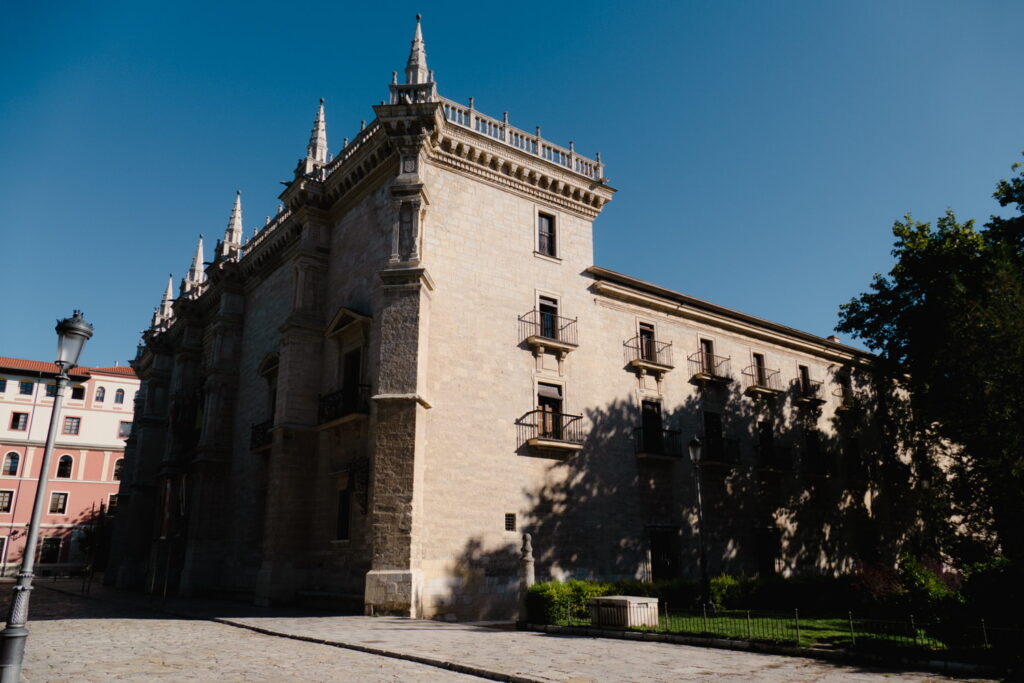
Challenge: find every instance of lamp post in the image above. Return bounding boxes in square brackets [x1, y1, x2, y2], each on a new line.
[0, 311, 93, 682]
[688, 435, 712, 610]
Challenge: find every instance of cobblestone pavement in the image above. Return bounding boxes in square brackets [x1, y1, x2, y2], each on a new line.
[6, 580, 995, 682]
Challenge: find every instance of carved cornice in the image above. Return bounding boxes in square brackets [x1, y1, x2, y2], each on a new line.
[430, 121, 615, 220]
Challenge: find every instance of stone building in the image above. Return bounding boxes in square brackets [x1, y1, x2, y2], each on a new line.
[0, 357, 137, 574]
[109, 18, 934, 619]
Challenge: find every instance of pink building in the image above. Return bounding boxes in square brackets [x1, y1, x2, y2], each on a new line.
[0, 357, 138, 575]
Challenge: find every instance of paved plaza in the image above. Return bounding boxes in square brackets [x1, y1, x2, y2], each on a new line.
[4, 580, 992, 682]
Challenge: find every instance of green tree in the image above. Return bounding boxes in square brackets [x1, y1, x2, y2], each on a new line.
[837, 155, 1024, 563]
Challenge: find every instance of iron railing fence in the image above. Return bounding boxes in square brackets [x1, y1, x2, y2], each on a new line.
[544, 601, 1024, 664]
[741, 365, 782, 393]
[633, 427, 684, 457]
[250, 420, 272, 450]
[797, 378, 825, 401]
[518, 409, 585, 445]
[624, 336, 673, 366]
[518, 309, 578, 346]
[318, 384, 371, 424]
[687, 351, 732, 381]
[702, 437, 741, 465]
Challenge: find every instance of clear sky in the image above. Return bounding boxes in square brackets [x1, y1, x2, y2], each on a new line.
[1, 1, 1020, 367]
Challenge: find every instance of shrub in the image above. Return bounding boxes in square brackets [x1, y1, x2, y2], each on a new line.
[525, 579, 613, 624]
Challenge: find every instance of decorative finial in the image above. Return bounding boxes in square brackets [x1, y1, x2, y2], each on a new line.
[405, 14, 429, 85]
[416, 13, 421, 21]
[306, 99, 328, 165]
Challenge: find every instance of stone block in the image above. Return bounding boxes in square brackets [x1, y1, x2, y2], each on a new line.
[588, 595, 659, 629]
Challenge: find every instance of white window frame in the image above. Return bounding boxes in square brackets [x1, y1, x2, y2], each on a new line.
[0, 490, 13, 514]
[48, 491, 69, 515]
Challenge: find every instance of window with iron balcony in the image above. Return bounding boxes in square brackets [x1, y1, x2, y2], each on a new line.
[688, 338, 732, 385]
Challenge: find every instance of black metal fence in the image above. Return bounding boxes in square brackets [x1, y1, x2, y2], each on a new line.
[518, 409, 585, 446]
[797, 378, 825, 402]
[519, 309, 578, 346]
[552, 600, 1024, 664]
[318, 384, 370, 424]
[633, 427, 684, 457]
[624, 336, 673, 366]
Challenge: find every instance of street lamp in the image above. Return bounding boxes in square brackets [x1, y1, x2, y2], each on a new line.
[0, 311, 93, 683]
[688, 435, 712, 610]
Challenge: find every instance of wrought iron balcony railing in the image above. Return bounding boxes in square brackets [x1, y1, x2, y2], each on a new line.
[755, 445, 793, 471]
[318, 384, 371, 424]
[702, 437, 741, 465]
[624, 336, 673, 367]
[518, 309, 578, 347]
[687, 351, 732, 382]
[250, 419, 272, 450]
[519, 409, 585, 446]
[633, 427, 684, 457]
[741, 365, 783, 395]
[796, 378, 825, 403]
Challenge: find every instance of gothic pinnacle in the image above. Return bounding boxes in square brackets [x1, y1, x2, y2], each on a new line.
[405, 14, 429, 85]
[187, 234, 205, 288]
[307, 99, 327, 165]
[219, 191, 244, 259]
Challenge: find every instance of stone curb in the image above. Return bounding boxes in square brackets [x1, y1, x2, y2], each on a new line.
[526, 623, 1002, 679]
[33, 584, 545, 683]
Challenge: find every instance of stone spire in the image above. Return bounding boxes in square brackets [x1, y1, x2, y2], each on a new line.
[151, 274, 175, 329]
[405, 14, 429, 85]
[184, 235, 205, 294]
[218, 191, 243, 260]
[307, 99, 327, 165]
[390, 15, 437, 104]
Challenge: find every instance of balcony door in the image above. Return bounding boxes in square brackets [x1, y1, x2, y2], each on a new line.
[700, 339, 715, 374]
[647, 526, 679, 582]
[539, 296, 559, 340]
[341, 348, 362, 408]
[639, 323, 656, 361]
[641, 400, 664, 454]
[537, 383, 563, 439]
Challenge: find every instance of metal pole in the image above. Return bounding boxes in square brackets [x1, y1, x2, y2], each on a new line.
[0, 368, 69, 682]
[693, 461, 711, 610]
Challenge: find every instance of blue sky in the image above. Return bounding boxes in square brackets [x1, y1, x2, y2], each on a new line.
[1, 1, 1020, 366]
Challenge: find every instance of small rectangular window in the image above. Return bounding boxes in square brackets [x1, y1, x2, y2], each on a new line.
[48, 492, 68, 514]
[537, 213, 556, 257]
[9, 413, 28, 431]
[0, 379, 6, 393]
[39, 537, 61, 563]
[0, 491, 12, 513]
[336, 489, 351, 541]
[107, 494, 119, 512]
[118, 421, 132, 438]
[62, 417, 81, 435]
[70, 386, 85, 400]
[45, 385, 57, 398]
[504, 513, 516, 532]
[18, 381, 32, 396]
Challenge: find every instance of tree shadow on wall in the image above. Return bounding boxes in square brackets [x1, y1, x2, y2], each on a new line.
[444, 367, 954, 620]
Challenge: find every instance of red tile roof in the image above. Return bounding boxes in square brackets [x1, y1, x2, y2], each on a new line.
[89, 366, 137, 377]
[0, 357, 136, 379]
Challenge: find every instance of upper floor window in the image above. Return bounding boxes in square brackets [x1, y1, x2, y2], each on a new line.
[62, 417, 80, 435]
[95, 386, 106, 402]
[9, 413, 28, 431]
[113, 458, 124, 481]
[56, 455, 73, 478]
[118, 421, 131, 438]
[45, 384, 57, 398]
[0, 490, 12, 513]
[0, 378, 6, 393]
[539, 296, 559, 340]
[3, 453, 18, 476]
[114, 389, 125, 404]
[537, 213, 556, 257]
[70, 386, 85, 400]
[48, 492, 68, 515]
[18, 381, 32, 396]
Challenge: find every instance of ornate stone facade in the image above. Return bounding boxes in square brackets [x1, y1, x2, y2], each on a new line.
[108, 18, 940, 620]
